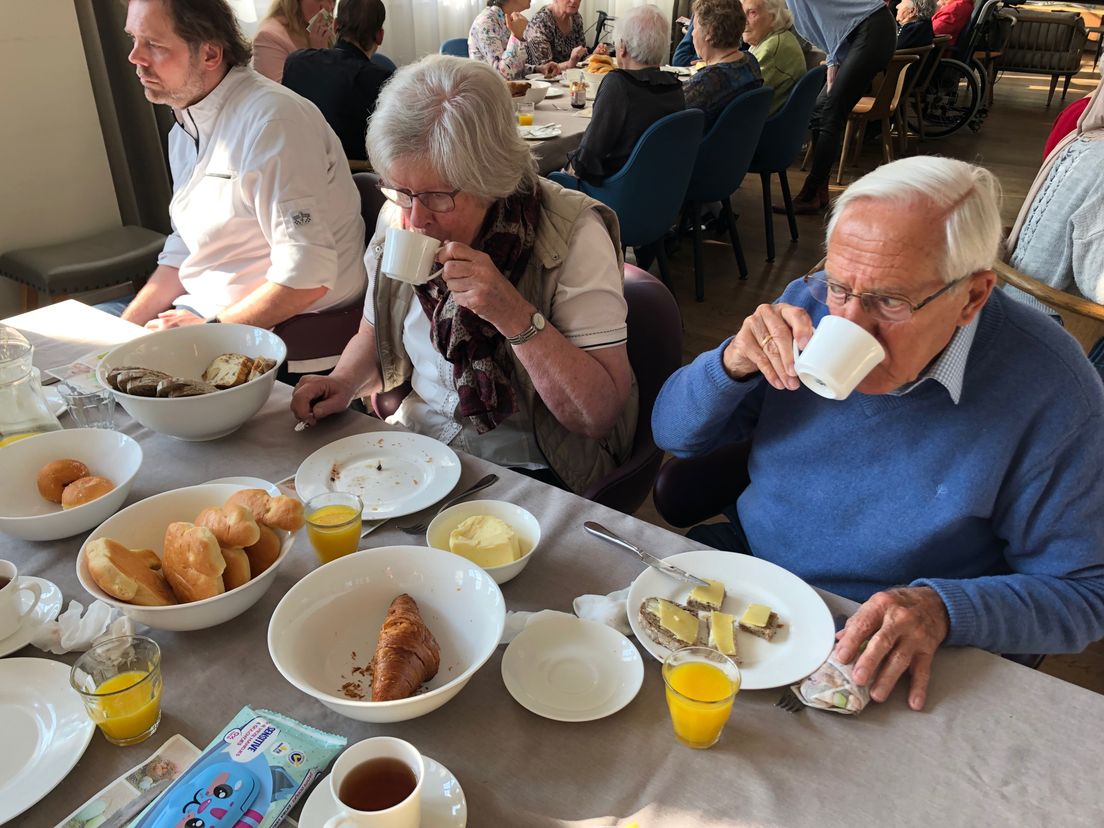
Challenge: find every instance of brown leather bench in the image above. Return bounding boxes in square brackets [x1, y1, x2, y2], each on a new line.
[996, 8, 1089, 106]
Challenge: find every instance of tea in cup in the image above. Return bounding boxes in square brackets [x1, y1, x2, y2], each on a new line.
[325, 737, 425, 828]
[381, 227, 441, 285]
[792, 315, 886, 400]
[0, 560, 43, 639]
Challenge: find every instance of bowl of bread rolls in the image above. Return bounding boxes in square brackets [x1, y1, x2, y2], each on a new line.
[267, 545, 506, 723]
[0, 428, 142, 541]
[76, 483, 304, 630]
[96, 324, 287, 441]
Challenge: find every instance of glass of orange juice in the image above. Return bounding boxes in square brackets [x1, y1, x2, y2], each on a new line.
[306, 491, 364, 564]
[662, 646, 741, 749]
[70, 635, 162, 746]
[516, 101, 535, 126]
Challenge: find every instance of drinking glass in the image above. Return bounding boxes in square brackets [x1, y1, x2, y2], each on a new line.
[515, 101, 535, 126]
[662, 646, 741, 749]
[70, 635, 162, 746]
[59, 385, 117, 428]
[306, 491, 364, 564]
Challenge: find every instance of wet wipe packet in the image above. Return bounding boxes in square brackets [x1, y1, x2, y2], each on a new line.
[793, 656, 872, 714]
[130, 706, 346, 828]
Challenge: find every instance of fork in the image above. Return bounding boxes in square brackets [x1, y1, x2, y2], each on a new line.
[775, 686, 805, 713]
[396, 473, 499, 535]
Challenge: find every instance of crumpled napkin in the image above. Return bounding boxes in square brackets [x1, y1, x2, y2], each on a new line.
[792, 655, 871, 714]
[31, 599, 139, 654]
[500, 587, 632, 644]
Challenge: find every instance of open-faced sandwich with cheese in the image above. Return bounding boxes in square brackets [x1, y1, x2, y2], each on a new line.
[738, 603, 783, 641]
[639, 597, 704, 650]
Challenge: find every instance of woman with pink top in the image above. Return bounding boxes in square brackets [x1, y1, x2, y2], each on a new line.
[252, 0, 336, 83]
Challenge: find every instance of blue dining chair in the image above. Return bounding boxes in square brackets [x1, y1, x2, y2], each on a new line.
[748, 65, 827, 262]
[548, 109, 705, 291]
[682, 86, 773, 301]
[440, 38, 469, 57]
[372, 53, 397, 72]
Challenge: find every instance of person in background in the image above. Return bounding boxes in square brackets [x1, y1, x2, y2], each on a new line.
[741, 0, 805, 115]
[931, 0, 974, 46]
[1043, 94, 1093, 158]
[652, 155, 1104, 711]
[525, 0, 609, 73]
[684, 0, 764, 131]
[468, 0, 558, 79]
[118, 0, 366, 332]
[567, 4, 685, 184]
[784, 0, 896, 214]
[282, 0, 391, 162]
[895, 0, 935, 48]
[291, 56, 637, 493]
[253, 0, 335, 82]
[672, 17, 699, 66]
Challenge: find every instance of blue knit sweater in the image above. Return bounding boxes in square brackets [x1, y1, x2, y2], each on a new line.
[652, 280, 1104, 654]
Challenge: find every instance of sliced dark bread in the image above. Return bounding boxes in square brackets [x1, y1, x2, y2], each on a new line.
[639, 597, 705, 651]
[738, 611, 782, 642]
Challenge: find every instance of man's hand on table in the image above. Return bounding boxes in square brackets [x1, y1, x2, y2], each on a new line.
[721, 302, 813, 390]
[144, 308, 205, 330]
[834, 586, 949, 711]
[291, 374, 357, 425]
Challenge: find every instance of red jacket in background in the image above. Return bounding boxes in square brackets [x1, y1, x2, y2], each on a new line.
[932, 0, 974, 45]
[1043, 96, 1092, 158]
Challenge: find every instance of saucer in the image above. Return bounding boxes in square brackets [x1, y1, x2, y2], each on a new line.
[299, 757, 467, 827]
[501, 613, 643, 722]
[0, 577, 63, 658]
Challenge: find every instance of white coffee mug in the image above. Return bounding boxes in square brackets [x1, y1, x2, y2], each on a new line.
[381, 227, 441, 285]
[792, 316, 886, 400]
[325, 737, 424, 828]
[0, 560, 42, 639]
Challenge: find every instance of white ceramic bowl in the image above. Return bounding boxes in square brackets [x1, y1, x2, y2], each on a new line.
[76, 483, 294, 631]
[268, 545, 505, 723]
[96, 324, 287, 441]
[524, 80, 550, 104]
[425, 499, 540, 585]
[0, 429, 142, 541]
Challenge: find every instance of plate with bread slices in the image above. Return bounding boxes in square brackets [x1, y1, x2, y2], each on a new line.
[627, 550, 834, 690]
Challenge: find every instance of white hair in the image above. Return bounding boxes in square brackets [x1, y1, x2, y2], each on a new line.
[827, 156, 1003, 283]
[614, 4, 671, 67]
[746, 0, 794, 32]
[366, 55, 537, 201]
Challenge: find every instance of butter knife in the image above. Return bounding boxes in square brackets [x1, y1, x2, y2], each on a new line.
[100, 780, 171, 828]
[583, 521, 710, 588]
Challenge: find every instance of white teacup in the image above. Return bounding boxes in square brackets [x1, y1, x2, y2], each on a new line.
[325, 737, 425, 828]
[792, 316, 886, 400]
[381, 227, 441, 285]
[0, 560, 42, 639]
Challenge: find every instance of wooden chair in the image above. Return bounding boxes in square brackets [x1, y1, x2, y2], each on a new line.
[890, 44, 933, 156]
[905, 35, 953, 143]
[835, 53, 919, 184]
[994, 260, 1104, 354]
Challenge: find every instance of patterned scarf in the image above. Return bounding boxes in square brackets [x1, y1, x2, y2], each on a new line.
[413, 184, 543, 434]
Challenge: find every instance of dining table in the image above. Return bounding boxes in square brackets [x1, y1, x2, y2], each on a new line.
[4, 300, 1104, 827]
[527, 85, 592, 176]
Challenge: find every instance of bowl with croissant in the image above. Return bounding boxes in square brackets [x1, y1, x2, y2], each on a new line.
[267, 545, 506, 723]
[75, 483, 303, 630]
[96, 323, 287, 441]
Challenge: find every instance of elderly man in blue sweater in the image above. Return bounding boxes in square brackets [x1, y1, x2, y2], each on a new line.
[652, 156, 1104, 711]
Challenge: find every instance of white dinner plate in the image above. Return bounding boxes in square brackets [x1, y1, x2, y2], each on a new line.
[43, 386, 66, 418]
[299, 758, 467, 827]
[0, 658, 95, 824]
[0, 577, 64, 658]
[526, 72, 562, 83]
[544, 86, 565, 98]
[518, 124, 562, 141]
[295, 432, 462, 519]
[626, 550, 834, 690]
[501, 614, 643, 722]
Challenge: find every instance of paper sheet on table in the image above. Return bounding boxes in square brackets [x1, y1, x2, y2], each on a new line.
[45, 348, 112, 392]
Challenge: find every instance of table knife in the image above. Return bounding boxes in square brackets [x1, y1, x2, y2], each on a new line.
[99, 780, 170, 828]
[583, 521, 710, 588]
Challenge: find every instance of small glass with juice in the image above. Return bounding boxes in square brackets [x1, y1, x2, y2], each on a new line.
[70, 635, 162, 746]
[516, 101, 535, 126]
[662, 645, 741, 749]
[306, 491, 364, 564]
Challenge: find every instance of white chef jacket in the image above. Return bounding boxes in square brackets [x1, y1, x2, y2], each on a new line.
[157, 66, 367, 319]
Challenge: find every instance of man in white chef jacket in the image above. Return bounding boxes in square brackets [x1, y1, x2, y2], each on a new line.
[119, 0, 367, 331]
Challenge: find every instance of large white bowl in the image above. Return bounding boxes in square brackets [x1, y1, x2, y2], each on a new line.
[76, 483, 294, 631]
[96, 324, 287, 441]
[425, 499, 540, 585]
[524, 80, 550, 104]
[268, 546, 505, 723]
[0, 429, 142, 541]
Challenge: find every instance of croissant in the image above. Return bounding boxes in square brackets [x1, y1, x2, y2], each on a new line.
[370, 594, 440, 701]
[225, 489, 305, 532]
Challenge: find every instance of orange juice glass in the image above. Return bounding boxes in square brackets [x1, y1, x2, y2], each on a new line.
[70, 635, 162, 746]
[662, 646, 741, 749]
[516, 101, 535, 125]
[306, 492, 364, 563]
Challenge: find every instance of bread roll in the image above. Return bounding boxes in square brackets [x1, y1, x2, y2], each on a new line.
[245, 524, 281, 576]
[225, 489, 305, 532]
[86, 538, 176, 606]
[203, 354, 254, 389]
[221, 546, 251, 591]
[61, 475, 115, 509]
[196, 504, 261, 548]
[162, 522, 226, 602]
[247, 357, 277, 382]
[37, 459, 90, 503]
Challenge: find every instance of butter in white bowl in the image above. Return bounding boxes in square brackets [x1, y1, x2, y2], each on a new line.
[448, 515, 527, 568]
[427, 499, 540, 585]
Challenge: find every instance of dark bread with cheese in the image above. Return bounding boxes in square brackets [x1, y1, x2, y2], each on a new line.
[638, 597, 705, 650]
[739, 612, 782, 641]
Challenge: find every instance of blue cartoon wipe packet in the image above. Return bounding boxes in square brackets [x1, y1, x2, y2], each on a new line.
[130, 707, 345, 828]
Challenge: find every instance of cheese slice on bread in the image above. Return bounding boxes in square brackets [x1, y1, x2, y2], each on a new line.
[706, 610, 741, 661]
[686, 578, 725, 612]
[739, 603, 782, 641]
[639, 597, 705, 650]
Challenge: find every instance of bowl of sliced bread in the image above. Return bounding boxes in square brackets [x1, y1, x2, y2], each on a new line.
[97, 324, 286, 441]
[76, 483, 303, 631]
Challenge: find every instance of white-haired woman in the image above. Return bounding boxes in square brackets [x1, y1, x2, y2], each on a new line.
[524, 0, 609, 73]
[291, 56, 637, 493]
[741, 0, 805, 115]
[253, 0, 335, 82]
[468, 0, 557, 80]
[896, 0, 936, 48]
[568, 4, 685, 184]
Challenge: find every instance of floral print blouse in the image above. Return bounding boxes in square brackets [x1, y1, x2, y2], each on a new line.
[468, 6, 534, 80]
[524, 7, 586, 66]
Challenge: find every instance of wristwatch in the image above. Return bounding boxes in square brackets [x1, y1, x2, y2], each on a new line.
[506, 311, 546, 346]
